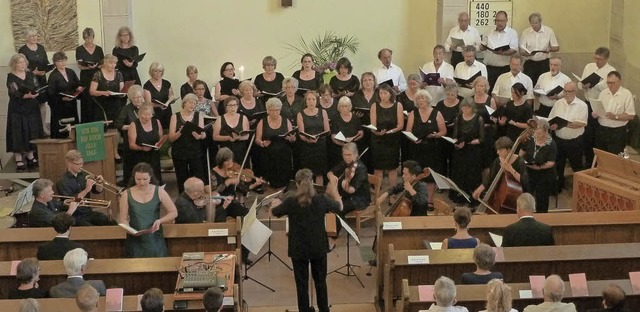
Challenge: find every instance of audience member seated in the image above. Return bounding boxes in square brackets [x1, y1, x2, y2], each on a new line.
[480, 279, 516, 312]
[460, 244, 504, 285]
[141, 287, 164, 312]
[50, 248, 106, 298]
[29, 178, 80, 227]
[175, 177, 208, 223]
[586, 283, 627, 312]
[442, 207, 480, 249]
[203, 287, 225, 312]
[75, 283, 99, 312]
[37, 212, 85, 260]
[9, 258, 48, 299]
[423, 276, 469, 312]
[19, 298, 40, 312]
[502, 193, 554, 247]
[523, 275, 576, 312]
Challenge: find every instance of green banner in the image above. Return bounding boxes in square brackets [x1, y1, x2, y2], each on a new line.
[75, 122, 105, 162]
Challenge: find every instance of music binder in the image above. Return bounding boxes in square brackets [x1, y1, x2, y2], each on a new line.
[454, 71, 481, 87]
[299, 130, 330, 140]
[572, 72, 602, 87]
[153, 97, 178, 108]
[419, 68, 441, 86]
[117, 52, 146, 63]
[59, 86, 85, 99]
[141, 134, 168, 150]
[379, 79, 394, 88]
[77, 60, 98, 67]
[482, 43, 510, 52]
[533, 85, 564, 97]
[37, 64, 55, 73]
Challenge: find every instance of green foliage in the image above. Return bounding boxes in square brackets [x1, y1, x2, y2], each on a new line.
[285, 31, 359, 71]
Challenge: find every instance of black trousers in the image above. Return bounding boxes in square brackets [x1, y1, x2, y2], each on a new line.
[523, 59, 550, 86]
[554, 135, 584, 189]
[450, 51, 464, 69]
[583, 100, 597, 166]
[594, 125, 627, 156]
[172, 156, 205, 193]
[527, 169, 555, 213]
[292, 255, 329, 312]
[486, 65, 510, 94]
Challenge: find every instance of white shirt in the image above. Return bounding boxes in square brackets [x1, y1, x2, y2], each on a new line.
[597, 86, 636, 128]
[454, 60, 488, 98]
[483, 26, 519, 67]
[421, 61, 455, 104]
[444, 26, 482, 53]
[548, 97, 588, 139]
[520, 25, 559, 62]
[579, 62, 616, 100]
[375, 63, 407, 92]
[492, 71, 534, 100]
[535, 72, 572, 107]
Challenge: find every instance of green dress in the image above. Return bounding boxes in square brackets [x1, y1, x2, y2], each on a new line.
[125, 186, 168, 258]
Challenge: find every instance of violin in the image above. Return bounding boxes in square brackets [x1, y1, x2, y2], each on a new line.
[226, 162, 267, 185]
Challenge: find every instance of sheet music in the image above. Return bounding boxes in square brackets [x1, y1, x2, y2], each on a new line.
[241, 199, 273, 254]
[14, 181, 35, 215]
[337, 215, 360, 244]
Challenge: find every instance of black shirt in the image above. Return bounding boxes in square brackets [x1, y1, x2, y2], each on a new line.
[331, 160, 369, 208]
[386, 181, 429, 216]
[174, 192, 206, 224]
[460, 271, 504, 285]
[9, 287, 48, 299]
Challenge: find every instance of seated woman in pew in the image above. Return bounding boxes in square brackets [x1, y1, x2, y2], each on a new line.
[118, 162, 177, 258]
[442, 207, 480, 249]
[586, 283, 627, 312]
[10, 258, 48, 299]
[480, 279, 516, 312]
[460, 243, 503, 285]
[375, 160, 429, 216]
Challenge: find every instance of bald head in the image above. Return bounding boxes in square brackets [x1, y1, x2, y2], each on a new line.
[543, 275, 565, 302]
[184, 177, 204, 193]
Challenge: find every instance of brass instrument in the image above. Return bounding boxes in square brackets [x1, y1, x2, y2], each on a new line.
[52, 195, 111, 209]
[81, 168, 124, 195]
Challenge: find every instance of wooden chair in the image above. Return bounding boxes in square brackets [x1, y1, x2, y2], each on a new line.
[346, 174, 382, 237]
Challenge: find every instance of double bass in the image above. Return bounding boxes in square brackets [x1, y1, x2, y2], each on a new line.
[384, 169, 431, 217]
[478, 120, 537, 214]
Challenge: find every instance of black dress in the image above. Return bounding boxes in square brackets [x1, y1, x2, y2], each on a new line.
[131, 118, 163, 184]
[238, 99, 266, 175]
[396, 91, 416, 113]
[115, 103, 139, 184]
[217, 77, 240, 114]
[171, 112, 205, 193]
[474, 96, 497, 168]
[75, 44, 104, 123]
[521, 137, 557, 213]
[217, 114, 249, 164]
[91, 70, 124, 124]
[451, 114, 485, 203]
[47, 68, 81, 138]
[435, 100, 460, 177]
[371, 102, 401, 170]
[502, 100, 533, 143]
[292, 70, 324, 97]
[5, 72, 44, 152]
[350, 90, 378, 172]
[329, 114, 363, 170]
[407, 109, 444, 176]
[254, 72, 285, 101]
[329, 75, 359, 95]
[259, 117, 293, 188]
[298, 110, 328, 177]
[397, 91, 416, 163]
[112, 46, 141, 84]
[180, 81, 212, 100]
[143, 79, 173, 129]
[279, 94, 304, 124]
[18, 44, 49, 88]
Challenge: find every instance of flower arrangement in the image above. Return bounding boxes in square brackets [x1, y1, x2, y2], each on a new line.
[285, 31, 359, 73]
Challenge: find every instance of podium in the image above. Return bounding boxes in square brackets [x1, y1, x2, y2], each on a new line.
[31, 131, 119, 215]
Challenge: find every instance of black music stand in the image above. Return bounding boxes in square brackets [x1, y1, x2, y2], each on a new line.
[250, 193, 292, 271]
[328, 219, 364, 288]
[241, 259, 275, 292]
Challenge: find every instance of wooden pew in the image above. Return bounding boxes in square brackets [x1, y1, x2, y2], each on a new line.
[0, 220, 241, 261]
[0, 251, 241, 301]
[382, 243, 640, 312]
[400, 278, 640, 312]
[374, 210, 640, 302]
[0, 288, 241, 311]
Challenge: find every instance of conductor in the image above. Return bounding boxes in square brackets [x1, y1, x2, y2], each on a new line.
[270, 169, 343, 312]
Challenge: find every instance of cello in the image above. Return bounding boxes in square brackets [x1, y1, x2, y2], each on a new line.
[477, 120, 537, 214]
[384, 168, 431, 217]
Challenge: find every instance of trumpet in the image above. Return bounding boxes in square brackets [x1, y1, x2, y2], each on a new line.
[81, 168, 124, 195]
[52, 195, 111, 209]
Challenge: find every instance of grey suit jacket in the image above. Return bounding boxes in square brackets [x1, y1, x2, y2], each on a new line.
[49, 276, 106, 298]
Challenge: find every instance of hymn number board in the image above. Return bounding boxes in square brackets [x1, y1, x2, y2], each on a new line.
[469, 0, 512, 41]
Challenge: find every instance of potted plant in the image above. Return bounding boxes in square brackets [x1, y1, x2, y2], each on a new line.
[285, 31, 359, 82]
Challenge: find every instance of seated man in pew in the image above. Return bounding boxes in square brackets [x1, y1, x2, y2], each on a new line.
[503, 193, 554, 247]
[423, 276, 469, 312]
[586, 283, 627, 312]
[141, 287, 164, 312]
[30, 178, 81, 227]
[50, 248, 106, 298]
[75, 283, 99, 312]
[204, 287, 225, 312]
[56, 150, 116, 226]
[37, 212, 86, 260]
[523, 275, 576, 312]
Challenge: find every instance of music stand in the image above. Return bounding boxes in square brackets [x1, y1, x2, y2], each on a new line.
[329, 216, 364, 288]
[250, 191, 292, 271]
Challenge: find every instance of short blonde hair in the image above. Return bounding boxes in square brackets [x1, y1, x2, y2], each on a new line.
[239, 80, 257, 94]
[9, 53, 28, 71]
[115, 26, 135, 46]
[76, 284, 99, 312]
[283, 77, 299, 89]
[182, 93, 198, 108]
[127, 84, 144, 100]
[262, 56, 277, 67]
[266, 97, 283, 110]
[139, 103, 154, 115]
[472, 76, 490, 93]
[65, 150, 83, 162]
[337, 96, 352, 110]
[486, 279, 512, 312]
[415, 89, 432, 103]
[186, 65, 198, 76]
[103, 54, 118, 65]
[23, 28, 38, 39]
[148, 61, 164, 76]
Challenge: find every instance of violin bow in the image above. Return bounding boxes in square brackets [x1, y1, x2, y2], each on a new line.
[337, 147, 369, 179]
[239, 132, 256, 175]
